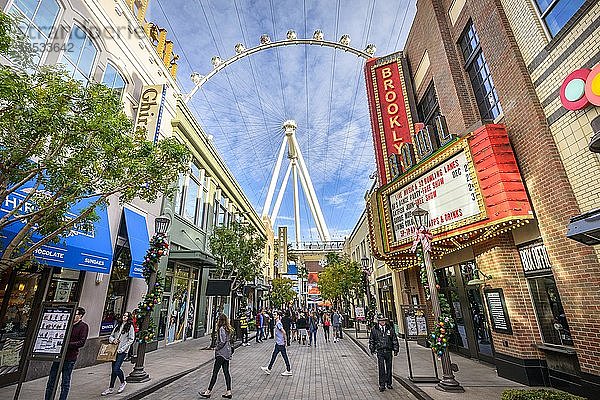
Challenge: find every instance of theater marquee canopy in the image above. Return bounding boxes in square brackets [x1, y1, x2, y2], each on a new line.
[367, 124, 534, 269]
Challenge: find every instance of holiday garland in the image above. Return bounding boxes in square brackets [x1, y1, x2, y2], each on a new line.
[135, 232, 169, 344]
[416, 247, 456, 360]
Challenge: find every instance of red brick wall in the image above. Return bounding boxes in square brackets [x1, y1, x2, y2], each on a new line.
[403, 0, 600, 376]
[474, 233, 542, 360]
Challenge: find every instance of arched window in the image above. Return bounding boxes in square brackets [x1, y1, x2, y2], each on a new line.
[9, 0, 60, 64]
[60, 25, 97, 85]
[101, 63, 126, 97]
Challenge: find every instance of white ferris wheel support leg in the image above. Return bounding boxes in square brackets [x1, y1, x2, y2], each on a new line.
[289, 133, 331, 241]
[297, 161, 325, 240]
[270, 161, 292, 224]
[262, 137, 288, 218]
[292, 160, 301, 247]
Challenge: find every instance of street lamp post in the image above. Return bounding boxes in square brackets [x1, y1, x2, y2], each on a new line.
[360, 257, 372, 307]
[411, 206, 463, 392]
[127, 216, 171, 383]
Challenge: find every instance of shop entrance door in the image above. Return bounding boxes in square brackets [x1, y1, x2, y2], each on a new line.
[460, 262, 494, 363]
[436, 266, 471, 357]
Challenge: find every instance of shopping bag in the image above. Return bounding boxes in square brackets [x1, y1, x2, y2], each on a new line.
[96, 341, 118, 362]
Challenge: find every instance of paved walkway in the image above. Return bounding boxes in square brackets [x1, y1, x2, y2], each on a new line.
[0, 334, 217, 400]
[345, 326, 525, 400]
[144, 332, 417, 400]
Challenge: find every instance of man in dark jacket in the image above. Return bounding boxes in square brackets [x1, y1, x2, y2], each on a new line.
[368, 314, 399, 392]
[45, 307, 89, 400]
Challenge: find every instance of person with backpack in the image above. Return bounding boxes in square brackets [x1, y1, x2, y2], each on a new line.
[101, 312, 135, 396]
[199, 314, 234, 398]
[239, 311, 249, 346]
[296, 313, 308, 345]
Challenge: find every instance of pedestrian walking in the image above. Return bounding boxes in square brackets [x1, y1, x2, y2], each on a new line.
[239, 311, 249, 346]
[268, 310, 275, 339]
[44, 307, 88, 400]
[261, 311, 292, 376]
[199, 314, 233, 398]
[101, 312, 135, 396]
[296, 313, 307, 345]
[332, 310, 342, 342]
[290, 312, 298, 342]
[308, 311, 319, 347]
[368, 314, 399, 392]
[282, 311, 292, 346]
[255, 310, 264, 343]
[323, 313, 331, 343]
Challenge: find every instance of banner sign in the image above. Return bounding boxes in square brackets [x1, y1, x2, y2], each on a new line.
[389, 150, 485, 243]
[134, 85, 167, 143]
[365, 52, 417, 185]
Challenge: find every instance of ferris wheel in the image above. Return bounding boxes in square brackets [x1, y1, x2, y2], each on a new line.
[151, 0, 416, 243]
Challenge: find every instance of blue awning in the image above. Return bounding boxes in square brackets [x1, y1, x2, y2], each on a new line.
[0, 182, 113, 274]
[123, 208, 150, 279]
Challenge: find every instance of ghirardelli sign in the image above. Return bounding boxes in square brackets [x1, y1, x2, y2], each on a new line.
[365, 52, 417, 185]
[135, 85, 166, 143]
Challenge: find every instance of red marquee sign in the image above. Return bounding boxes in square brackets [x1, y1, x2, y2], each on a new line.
[365, 52, 416, 185]
[367, 124, 534, 267]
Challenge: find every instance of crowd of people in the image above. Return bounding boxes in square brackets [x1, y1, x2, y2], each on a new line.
[252, 307, 346, 347]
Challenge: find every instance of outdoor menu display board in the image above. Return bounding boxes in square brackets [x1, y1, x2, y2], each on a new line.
[484, 288, 513, 335]
[31, 303, 77, 360]
[14, 302, 77, 400]
[400, 305, 429, 340]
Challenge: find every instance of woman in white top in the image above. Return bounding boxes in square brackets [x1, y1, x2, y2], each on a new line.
[101, 312, 135, 396]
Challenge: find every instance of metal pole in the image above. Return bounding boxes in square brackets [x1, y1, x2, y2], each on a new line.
[291, 160, 301, 247]
[422, 249, 464, 392]
[262, 137, 288, 217]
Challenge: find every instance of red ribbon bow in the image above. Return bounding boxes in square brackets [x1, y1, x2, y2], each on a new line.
[411, 226, 433, 253]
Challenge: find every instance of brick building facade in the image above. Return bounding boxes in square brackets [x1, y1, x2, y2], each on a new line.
[367, 0, 599, 397]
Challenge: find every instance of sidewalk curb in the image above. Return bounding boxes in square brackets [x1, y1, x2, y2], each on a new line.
[124, 336, 253, 400]
[343, 329, 434, 400]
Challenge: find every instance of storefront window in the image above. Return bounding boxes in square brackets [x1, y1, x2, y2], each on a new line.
[45, 269, 81, 302]
[529, 276, 573, 346]
[0, 269, 41, 378]
[100, 243, 131, 335]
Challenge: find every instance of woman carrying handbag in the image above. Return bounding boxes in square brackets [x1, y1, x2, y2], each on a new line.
[199, 313, 233, 399]
[101, 312, 135, 396]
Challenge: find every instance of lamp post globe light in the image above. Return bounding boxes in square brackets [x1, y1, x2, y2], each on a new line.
[411, 206, 463, 392]
[127, 215, 171, 383]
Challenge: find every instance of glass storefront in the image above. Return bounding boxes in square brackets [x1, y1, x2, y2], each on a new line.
[100, 241, 131, 336]
[159, 262, 200, 345]
[0, 269, 42, 381]
[436, 261, 494, 362]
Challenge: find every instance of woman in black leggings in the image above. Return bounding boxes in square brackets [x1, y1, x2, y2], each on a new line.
[200, 314, 233, 398]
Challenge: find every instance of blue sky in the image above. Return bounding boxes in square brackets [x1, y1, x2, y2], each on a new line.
[147, 0, 416, 241]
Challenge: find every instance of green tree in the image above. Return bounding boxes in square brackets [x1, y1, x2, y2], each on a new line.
[270, 277, 296, 309]
[317, 253, 364, 310]
[208, 220, 266, 346]
[209, 220, 266, 284]
[0, 12, 190, 271]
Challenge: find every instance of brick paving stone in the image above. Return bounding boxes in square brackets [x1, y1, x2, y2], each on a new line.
[143, 331, 418, 400]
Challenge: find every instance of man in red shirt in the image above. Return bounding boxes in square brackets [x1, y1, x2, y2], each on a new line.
[45, 307, 89, 400]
